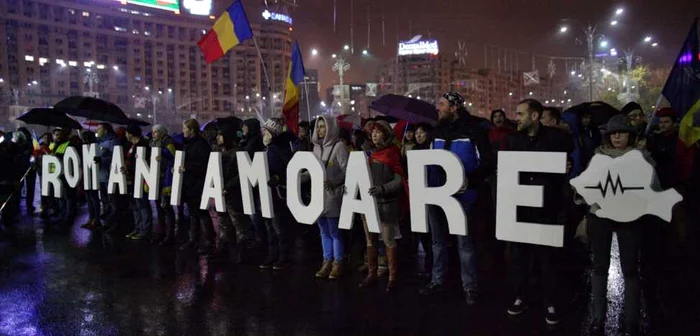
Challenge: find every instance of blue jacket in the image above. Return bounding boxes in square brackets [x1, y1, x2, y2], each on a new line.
[428, 113, 495, 205]
[96, 132, 116, 183]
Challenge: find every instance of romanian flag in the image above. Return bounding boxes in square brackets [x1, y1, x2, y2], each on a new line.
[282, 41, 306, 134]
[197, 0, 253, 64]
[679, 99, 700, 146]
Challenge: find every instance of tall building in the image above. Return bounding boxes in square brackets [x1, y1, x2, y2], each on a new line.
[376, 38, 449, 104]
[0, 0, 294, 131]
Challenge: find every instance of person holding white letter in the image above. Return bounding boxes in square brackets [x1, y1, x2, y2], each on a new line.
[310, 116, 349, 279]
[419, 92, 494, 306]
[358, 121, 406, 292]
[503, 99, 573, 325]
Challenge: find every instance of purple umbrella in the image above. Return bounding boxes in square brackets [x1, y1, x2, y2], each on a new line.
[369, 94, 437, 124]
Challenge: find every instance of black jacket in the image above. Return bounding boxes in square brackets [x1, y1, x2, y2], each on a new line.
[218, 124, 244, 212]
[647, 131, 678, 189]
[182, 135, 211, 202]
[241, 119, 265, 157]
[503, 125, 575, 224]
[431, 112, 495, 190]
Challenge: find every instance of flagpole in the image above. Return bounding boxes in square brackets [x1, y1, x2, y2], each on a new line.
[303, 78, 312, 122]
[252, 37, 274, 118]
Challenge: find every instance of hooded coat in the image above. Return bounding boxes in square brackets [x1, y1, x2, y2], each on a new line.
[182, 134, 211, 203]
[312, 116, 350, 217]
[368, 121, 406, 223]
[218, 124, 244, 212]
[241, 119, 265, 157]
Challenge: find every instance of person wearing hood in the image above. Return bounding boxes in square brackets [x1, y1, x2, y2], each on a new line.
[586, 114, 655, 335]
[122, 125, 152, 240]
[179, 119, 215, 255]
[79, 131, 101, 230]
[215, 123, 253, 261]
[150, 124, 177, 246]
[400, 123, 417, 157]
[240, 118, 267, 245]
[359, 120, 407, 292]
[308, 115, 350, 279]
[259, 118, 294, 270]
[95, 123, 118, 229]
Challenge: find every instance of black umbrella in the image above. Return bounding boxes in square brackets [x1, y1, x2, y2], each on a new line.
[369, 94, 438, 123]
[201, 117, 243, 146]
[120, 118, 151, 127]
[17, 108, 83, 130]
[566, 101, 621, 126]
[54, 96, 129, 123]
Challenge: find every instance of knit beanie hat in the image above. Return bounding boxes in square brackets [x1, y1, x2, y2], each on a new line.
[263, 119, 282, 137]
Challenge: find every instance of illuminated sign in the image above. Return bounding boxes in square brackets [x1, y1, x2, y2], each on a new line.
[398, 40, 439, 56]
[183, 0, 212, 16]
[262, 9, 293, 25]
[116, 0, 180, 12]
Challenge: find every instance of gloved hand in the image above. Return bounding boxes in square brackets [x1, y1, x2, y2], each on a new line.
[93, 156, 101, 165]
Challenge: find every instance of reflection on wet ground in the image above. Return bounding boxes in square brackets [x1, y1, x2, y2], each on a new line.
[1, 205, 699, 335]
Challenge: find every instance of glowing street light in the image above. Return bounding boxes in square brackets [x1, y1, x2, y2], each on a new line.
[168, 88, 172, 93]
[610, 20, 618, 26]
[332, 54, 337, 58]
[570, 71, 576, 75]
[644, 36, 652, 43]
[113, 65, 119, 71]
[343, 45, 350, 51]
[559, 26, 568, 33]
[651, 42, 658, 47]
[311, 49, 318, 56]
[600, 40, 608, 47]
[615, 8, 624, 16]
[145, 86, 150, 91]
[362, 49, 368, 55]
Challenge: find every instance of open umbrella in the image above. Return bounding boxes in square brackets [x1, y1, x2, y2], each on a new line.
[565, 101, 621, 126]
[121, 118, 151, 127]
[54, 96, 129, 123]
[17, 108, 83, 130]
[369, 94, 438, 124]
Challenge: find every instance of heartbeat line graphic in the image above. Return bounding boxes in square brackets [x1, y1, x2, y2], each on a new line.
[584, 171, 644, 197]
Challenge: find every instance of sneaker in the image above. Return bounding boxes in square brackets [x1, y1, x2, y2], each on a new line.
[125, 231, 139, 238]
[273, 260, 289, 270]
[259, 257, 275, 269]
[507, 298, 528, 316]
[419, 282, 447, 296]
[545, 306, 560, 325]
[465, 290, 478, 306]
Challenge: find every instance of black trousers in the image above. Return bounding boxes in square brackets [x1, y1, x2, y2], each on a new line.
[509, 242, 558, 307]
[588, 214, 642, 278]
[25, 168, 36, 210]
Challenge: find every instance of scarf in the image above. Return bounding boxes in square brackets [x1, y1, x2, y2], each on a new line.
[370, 144, 409, 201]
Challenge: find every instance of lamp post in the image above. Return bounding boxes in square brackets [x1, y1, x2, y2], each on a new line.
[83, 70, 99, 98]
[332, 55, 350, 114]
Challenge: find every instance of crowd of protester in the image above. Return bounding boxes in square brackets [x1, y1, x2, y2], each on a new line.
[1, 92, 699, 336]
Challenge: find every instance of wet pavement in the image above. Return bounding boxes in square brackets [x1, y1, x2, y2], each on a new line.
[1, 200, 699, 336]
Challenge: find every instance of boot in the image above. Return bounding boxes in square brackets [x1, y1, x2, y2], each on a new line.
[386, 247, 398, 292]
[624, 277, 640, 333]
[315, 260, 332, 278]
[359, 246, 378, 288]
[329, 261, 343, 279]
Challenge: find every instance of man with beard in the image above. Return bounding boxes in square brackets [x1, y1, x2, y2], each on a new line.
[503, 99, 574, 325]
[419, 92, 494, 305]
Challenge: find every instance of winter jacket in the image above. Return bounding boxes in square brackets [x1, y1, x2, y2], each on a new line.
[429, 113, 495, 205]
[503, 125, 575, 223]
[124, 137, 150, 186]
[182, 135, 211, 203]
[369, 145, 405, 224]
[241, 119, 265, 157]
[218, 124, 244, 212]
[311, 115, 350, 218]
[96, 132, 117, 183]
[647, 131, 678, 189]
[265, 134, 294, 206]
[150, 135, 176, 195]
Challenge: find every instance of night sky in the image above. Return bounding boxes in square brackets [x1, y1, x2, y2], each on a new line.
[277, 0, 700, 93]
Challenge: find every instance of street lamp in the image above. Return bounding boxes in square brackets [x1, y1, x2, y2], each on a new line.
[644, 36, 652, 43]
[600, 40, 609, 47]
[615, 8, 624, 16]
[362, 49, 369, 56]
[559, 26, 568, 33]
[343, 45, 350, 51]
[610, 20, 618, 26]
[113, 65, 119, 71]
[312, 49, 318, 56]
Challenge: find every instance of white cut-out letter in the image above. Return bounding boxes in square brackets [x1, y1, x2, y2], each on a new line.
[286, 152, 325, 224]
[170, 150, 185, 206]
[134, 146, 161, 200]
[407, 150, 467, 235]
[107, 145, 127, 195]
[41, 155, 63, 198]
[82, 144, 98, 191]
[496, 151, 567, 247]
[63, 146, 81, 188]
[338, 152, 380, 232]
[200, 152, 225, 212]
[236, 151, 274, 218]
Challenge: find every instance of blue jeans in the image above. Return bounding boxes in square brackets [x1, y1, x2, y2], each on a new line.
[429, 204, 478, 292]
[318, 217, 344, 261]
